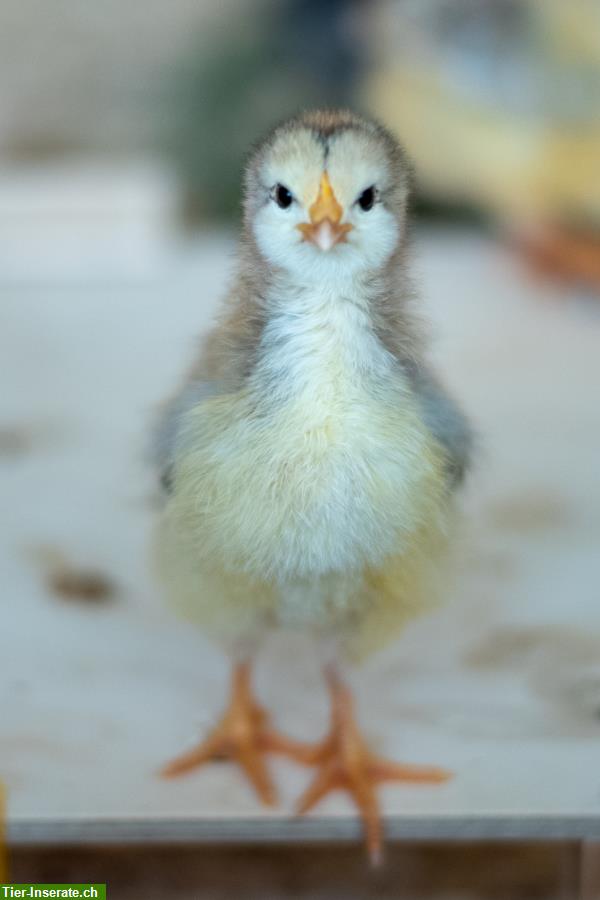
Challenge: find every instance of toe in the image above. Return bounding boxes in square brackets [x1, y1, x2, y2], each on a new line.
[160, 731, 224, 778]
[295, 758, 340, 815]
[262, 730, 331, 765]
[370, 758, 451, 784]
[349, 770, 382, 867]
[237, 742, 278, 806]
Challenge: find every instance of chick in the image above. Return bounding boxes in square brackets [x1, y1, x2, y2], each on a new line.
[154, 110, 472, 863]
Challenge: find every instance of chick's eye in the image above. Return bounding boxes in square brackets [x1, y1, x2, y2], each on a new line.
[357, 186, 375, 211]
[274, 184, 293, 209]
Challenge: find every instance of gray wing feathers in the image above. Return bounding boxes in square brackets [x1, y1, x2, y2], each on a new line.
[152, 380, 216, 492]
[406, 362, 473, 488]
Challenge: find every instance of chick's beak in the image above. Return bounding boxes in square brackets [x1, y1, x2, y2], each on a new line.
[297, 172, 353, 251]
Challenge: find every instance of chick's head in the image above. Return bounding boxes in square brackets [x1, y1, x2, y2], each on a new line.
[244, 110, 412, 281]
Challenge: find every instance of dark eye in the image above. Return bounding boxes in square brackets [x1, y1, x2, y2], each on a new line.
[274, 184, 293, 209]
[357, 186, 375, 211]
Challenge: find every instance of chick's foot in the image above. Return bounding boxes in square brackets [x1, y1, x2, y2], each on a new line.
[161, 661, 293, 806]
[296, 669, 450, 865]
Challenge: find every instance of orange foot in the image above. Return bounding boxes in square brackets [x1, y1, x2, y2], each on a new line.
[161, 661, 300, 806]
[293, 669, 450, 865]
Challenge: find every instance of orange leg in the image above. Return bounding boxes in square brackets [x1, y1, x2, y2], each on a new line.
[293, 667, 450, 865]
[161, 661, 299, 806]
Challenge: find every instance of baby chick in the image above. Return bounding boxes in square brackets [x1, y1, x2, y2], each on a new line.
[154, 110, 472, 863]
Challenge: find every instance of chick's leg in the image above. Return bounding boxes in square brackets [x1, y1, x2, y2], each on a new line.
[161, 660, 295, 806]
[296, 666, 450, 865]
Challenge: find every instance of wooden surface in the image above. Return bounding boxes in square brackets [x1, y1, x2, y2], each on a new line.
[2, 167, 600, 846]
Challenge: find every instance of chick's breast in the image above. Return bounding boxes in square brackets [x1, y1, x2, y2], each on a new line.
[155, 367, 451, 655]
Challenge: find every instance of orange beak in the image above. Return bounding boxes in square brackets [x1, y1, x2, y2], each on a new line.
[297, 172, 353, 251]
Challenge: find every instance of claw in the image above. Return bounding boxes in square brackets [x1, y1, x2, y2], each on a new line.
[293, 670, 451, 866]
[160, 662, 281, 806]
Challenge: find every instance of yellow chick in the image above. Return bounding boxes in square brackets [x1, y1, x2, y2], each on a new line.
[154, 110, 472, 863]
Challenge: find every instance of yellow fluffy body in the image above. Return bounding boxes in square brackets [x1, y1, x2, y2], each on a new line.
[157, 280, 451, 660]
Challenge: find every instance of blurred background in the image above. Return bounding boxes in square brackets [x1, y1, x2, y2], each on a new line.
[2, 0, 600, 264]
[2, 1, 600, 897]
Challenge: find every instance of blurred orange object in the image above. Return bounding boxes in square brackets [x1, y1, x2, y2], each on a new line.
[519, 227, 600, 291]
